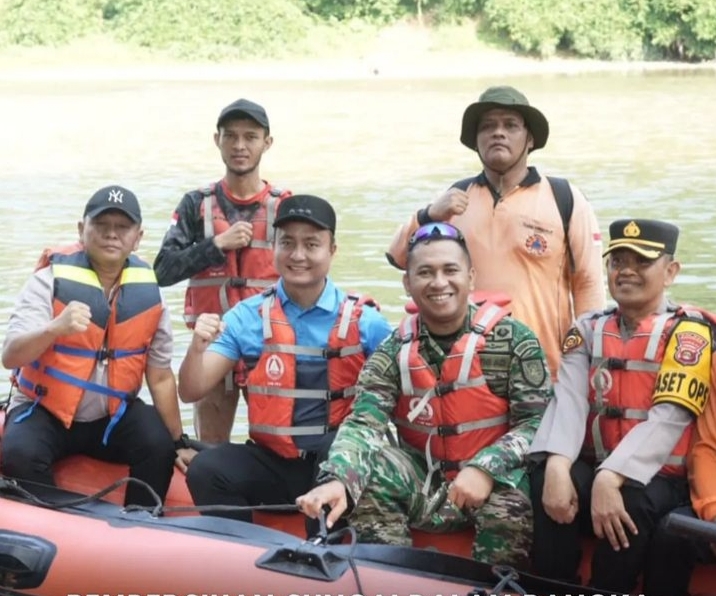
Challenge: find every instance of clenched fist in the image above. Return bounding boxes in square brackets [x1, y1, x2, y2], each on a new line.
[428, 184, 473, 221]
[50, 301, 91, 337]
[213, 221, 253, 251]
[191, 313, 224, 352]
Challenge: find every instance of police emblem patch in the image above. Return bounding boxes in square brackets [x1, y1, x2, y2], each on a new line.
[561, 327, 584, 353]
[524, 234, 548, 256]
[673, 331, 709, 366]
[521, 358, 547, 387]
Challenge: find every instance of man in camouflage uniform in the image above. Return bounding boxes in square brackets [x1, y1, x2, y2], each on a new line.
[297, 222, 552, 568]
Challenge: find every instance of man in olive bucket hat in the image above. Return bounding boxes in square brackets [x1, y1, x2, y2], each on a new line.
[387, 85, 605, 382]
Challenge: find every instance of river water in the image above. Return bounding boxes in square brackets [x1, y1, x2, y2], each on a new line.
[1, 70, 714, 436]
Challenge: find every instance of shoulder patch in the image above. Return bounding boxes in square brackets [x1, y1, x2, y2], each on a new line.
[520, 358, 548, 388]
[562, 327, 584, 353]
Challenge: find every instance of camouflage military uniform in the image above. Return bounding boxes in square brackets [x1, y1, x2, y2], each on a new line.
[317, 302, 552, 568]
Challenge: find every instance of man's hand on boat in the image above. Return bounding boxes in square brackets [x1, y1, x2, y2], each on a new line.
[590, 468, 638, 551]
[296, 480, 347, 529]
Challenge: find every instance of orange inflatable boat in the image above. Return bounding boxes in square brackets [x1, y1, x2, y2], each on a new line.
[0, 415, 714, 595]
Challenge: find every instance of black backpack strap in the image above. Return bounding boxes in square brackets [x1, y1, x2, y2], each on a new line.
[547, 176, 575, 272]
[451, 176, 477, 192]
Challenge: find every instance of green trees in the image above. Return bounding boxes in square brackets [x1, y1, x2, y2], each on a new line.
[482, 0, 716, 60]
[0, 0, 714, 61]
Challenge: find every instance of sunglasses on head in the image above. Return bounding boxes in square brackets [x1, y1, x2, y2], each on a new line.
[408, 223, 466, 251]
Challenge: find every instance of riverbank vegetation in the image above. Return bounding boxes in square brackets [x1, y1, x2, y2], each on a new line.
[1, 0, 715, 62]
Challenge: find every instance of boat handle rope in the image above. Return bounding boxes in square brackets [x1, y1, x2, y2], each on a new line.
[0, 474, 302, 518]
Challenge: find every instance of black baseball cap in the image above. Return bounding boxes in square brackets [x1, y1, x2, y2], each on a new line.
[83, 185, 142, 224]
[273, 195, 336, 234]
[217, 98, 269, 131]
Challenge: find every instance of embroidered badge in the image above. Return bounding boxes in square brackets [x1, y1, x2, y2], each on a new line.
[561, 327, 584, 353]
[525, 233, 547, 255]
[521, 359, 547, 387]
[265, 354, 285, 381]
[673, 331, 709, 366]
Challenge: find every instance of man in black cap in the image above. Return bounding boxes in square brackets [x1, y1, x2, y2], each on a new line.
[528, 218, 715, 595]
[386, 85, 605, 384]
[154, 98, 292, 444]
[1, 185, 194, 506]
[178, 194, 392, 531]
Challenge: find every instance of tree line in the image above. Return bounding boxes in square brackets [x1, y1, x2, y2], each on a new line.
[1, 0, 715, 61]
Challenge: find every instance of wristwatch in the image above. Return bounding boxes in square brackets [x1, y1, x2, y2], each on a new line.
[173, 433, 191, 450]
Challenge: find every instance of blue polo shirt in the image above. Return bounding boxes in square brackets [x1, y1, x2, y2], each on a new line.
[209, 278, 392, 451]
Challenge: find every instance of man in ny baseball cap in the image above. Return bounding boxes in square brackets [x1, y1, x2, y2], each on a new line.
[83, 185, 142, 224]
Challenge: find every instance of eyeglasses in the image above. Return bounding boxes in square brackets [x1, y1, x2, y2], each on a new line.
[408, 223, 466, 252]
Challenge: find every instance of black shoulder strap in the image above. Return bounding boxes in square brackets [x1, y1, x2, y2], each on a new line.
[547, 176, 575, 272]
[451, 176, 477, 191]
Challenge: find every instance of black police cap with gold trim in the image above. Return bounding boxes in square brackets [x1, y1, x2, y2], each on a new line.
[603, 219, 679, 260]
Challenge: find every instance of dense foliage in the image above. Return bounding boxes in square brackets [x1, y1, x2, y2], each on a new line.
[0, 0, 714, 61]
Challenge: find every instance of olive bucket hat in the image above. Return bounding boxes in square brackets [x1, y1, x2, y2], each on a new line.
[460, 85, 550, 152]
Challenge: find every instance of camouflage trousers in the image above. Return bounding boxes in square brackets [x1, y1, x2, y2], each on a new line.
[348, 446, 532, 568]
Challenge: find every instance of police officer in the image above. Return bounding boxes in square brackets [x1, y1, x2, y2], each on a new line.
[297, 222, 551, 568]
[529, 219, 712, 595]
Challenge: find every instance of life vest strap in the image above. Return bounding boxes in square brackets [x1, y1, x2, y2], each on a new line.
[260, 343, 364, 359]
[406, 376, 488, 423]
[589, 404, 648, 420]
[395, 413, 509, 436]
[249, 423, 328, 436]
[187, 276, 273, 289]
[246, 386, 330, 399]
[53, 345, 147, 360]
[592, 356, 661, 372]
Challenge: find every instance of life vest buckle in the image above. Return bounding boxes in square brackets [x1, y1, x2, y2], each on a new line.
[603, 405, 624, 418]
[435, 381, 455, 397]
[328, 389, 345, 401]
[606, 357, 627, 370]
[437, 424, 458, 437]
[229, 277, 248, 288]
[97, 348, 115, 362]
[440, 460, 460, 471]
[34, 384, 48, 397]
[323, 348, 342, 359]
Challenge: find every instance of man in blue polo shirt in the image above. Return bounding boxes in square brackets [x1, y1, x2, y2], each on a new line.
[179, 194, 392, 526]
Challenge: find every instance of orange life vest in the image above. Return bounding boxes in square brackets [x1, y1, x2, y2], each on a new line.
[393, 302, 511, 488]
[585, 308, 706, 476]
[244, 288, 375, 458]
[15, 250, 162, 443]
[183, 183, 287, 328]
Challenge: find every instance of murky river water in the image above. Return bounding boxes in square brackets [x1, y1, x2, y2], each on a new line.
[1, 70, 714, 435]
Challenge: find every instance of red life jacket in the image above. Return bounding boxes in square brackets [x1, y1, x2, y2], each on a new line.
[183, 183, 289, 328]
[244, 288, 376, 458]
[585, 307, 712, 476]
[393, 302, 511, 487]
[16, 249, 162, 442]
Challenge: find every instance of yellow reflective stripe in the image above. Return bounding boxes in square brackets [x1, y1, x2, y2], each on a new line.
[121, 267, 157, 285]
[52, 264, 101, 289]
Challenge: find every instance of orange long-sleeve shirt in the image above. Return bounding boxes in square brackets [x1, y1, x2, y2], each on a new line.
[689, 365, 716, 522]
[386, 170, 606, 379]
